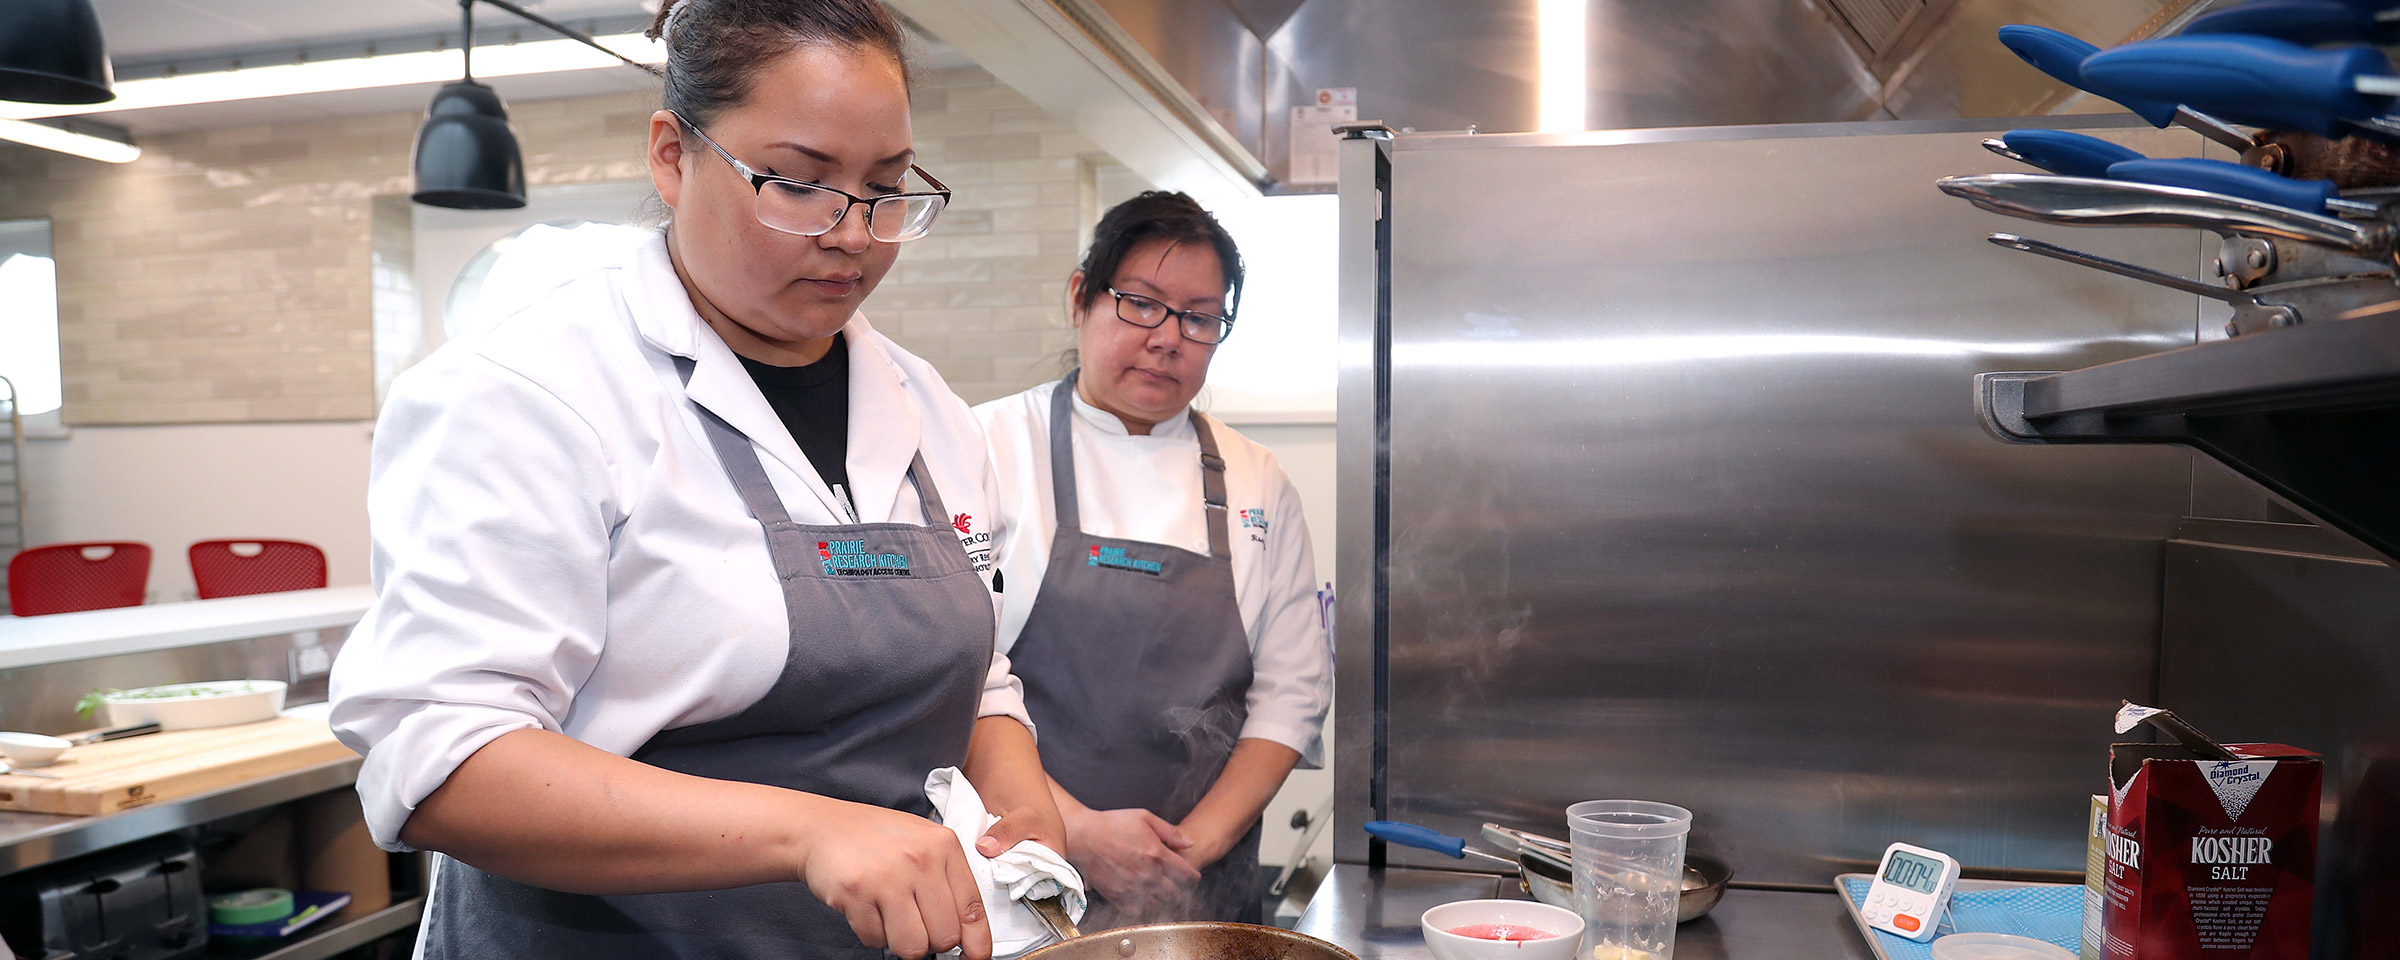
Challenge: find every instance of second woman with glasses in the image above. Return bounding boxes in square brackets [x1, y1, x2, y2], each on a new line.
[974, 192, 1332, 927]
[330, 1, 1060, 957]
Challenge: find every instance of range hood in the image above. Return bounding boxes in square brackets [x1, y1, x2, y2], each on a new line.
[894, 0, 2230, 194]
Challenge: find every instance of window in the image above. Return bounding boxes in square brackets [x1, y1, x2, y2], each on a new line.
[1199, 194, 1337, 421]
[0, 218, 61, 428]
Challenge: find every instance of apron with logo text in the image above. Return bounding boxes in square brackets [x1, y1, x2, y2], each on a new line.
[421, 360, 994, 958]
[1007, 371, 1260, 927]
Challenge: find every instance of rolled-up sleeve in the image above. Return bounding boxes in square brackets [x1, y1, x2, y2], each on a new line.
[330, 352, 618, 851]
[1238, 462, 1332, 768]
[973, 447, 1034, 734]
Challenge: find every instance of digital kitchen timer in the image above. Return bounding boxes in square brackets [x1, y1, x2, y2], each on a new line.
[1861, 841, 1960, 941]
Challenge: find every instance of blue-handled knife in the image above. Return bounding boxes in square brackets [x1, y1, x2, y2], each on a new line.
[1980, 130, 2372, 216]
[2185, 0, 2400, 47]
[1988, 129, 2146, 178]
[2082, 34, 2400, 140]
[2108, 157, 2376, 216]
[1997, 24, 2254, 151]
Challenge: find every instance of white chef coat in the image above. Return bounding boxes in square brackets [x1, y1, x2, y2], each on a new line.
[329, 227, 1024, 852]
[974, 380, 1330, 767]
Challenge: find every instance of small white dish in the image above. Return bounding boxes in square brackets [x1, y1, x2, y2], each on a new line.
[0, 732, 72, 767]
[1421, 898, 1585, 960]
[1931, 933, 2078, 960]
[102, 680, 287, 731]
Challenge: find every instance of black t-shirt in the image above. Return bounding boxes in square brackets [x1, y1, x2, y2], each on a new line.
[739, 333, 851, 501]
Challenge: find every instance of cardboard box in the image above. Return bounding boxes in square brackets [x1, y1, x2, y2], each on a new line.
[2103, 704, 2320, 960]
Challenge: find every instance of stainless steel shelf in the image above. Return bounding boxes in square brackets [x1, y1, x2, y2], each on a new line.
[216, 897, 423, 960]
[1979, 314, 2400, 563]
[0, 756, 363, 876]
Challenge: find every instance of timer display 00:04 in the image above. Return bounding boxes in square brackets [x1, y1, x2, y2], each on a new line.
[1861, 842, 1960, 942]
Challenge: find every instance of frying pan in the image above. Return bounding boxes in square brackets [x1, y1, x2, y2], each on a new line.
[1019, 895, 1361, 960]
[1506, 845, 1732, 924]
[1362, 821, 1730, 923]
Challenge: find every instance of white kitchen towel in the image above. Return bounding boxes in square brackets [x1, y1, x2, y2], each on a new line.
[924, 766, 1088, 958]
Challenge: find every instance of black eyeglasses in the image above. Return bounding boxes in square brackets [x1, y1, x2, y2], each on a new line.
[1108, 288, 1234, 345]
[673, 110, 949, 242]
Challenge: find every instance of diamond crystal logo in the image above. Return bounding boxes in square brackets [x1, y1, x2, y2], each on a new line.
[2201, 760, 2277, 821]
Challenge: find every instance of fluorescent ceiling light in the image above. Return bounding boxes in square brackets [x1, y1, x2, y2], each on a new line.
[1537, 0, 1586, 133]
[0, 32, 662, 122]
[0, 117, 139, 162]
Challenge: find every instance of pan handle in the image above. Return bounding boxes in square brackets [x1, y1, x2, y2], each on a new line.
[1363, 821, 1521, 868]
[1028, 894, 1080, 943]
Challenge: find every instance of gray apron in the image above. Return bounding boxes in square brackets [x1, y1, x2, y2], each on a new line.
[1007, 371, 1261, 928]
[422, 361, 995, 958]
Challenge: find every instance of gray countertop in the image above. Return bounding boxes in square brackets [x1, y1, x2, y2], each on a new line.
[1296, 864, 1878, 960]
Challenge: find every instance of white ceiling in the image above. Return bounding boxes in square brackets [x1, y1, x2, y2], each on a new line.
[67, 1, 971, 137]
[100, 0, 658, 63]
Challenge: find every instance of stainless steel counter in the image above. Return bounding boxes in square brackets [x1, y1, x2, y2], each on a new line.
[1296, 865, 1876, 960]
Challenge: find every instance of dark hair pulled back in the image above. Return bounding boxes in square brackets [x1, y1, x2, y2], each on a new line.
[1076, 191, 1245, 320]
[645, 0, 912, 129]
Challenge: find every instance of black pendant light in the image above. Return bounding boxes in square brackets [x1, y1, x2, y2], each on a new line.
[411, 0, 526, 209]
[0, 0, 116, 104]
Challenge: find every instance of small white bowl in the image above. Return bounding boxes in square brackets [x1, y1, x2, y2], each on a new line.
[103, 680, 286, 731]
[1421, 899, 1585, 960]
[0, 732, 73, 767]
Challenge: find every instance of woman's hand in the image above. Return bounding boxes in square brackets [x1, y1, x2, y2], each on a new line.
[977, 797, 1069, 861]
[792, 795, 994, 960]
[402, 730, 996, 959]
[964, 716, 1070, 861]
[1063, 805, 1202, 910]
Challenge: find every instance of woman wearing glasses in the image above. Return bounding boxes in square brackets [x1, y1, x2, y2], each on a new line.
[974, 192, 1332, 927]
[328, 2, 1059, 958]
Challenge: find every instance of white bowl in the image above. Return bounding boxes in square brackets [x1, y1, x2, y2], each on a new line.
[1421, 899, 1585, 960]
[102, 680, 286, 731]
[0, 732, 72, 766]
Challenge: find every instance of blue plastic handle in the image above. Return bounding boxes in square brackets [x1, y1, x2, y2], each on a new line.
[2106, 158, 2341, 214]
[1363, 820, 1467, 858]
[2186, 0, 2395, 46]
[1996, 24, 2181, 127]
[2082, 35, 2396, 138]
[2002, 129, 2146, 177]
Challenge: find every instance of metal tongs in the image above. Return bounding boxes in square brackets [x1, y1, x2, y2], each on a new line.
[1985, 233, 2302, 332]
[1935, 173, 2393, 257]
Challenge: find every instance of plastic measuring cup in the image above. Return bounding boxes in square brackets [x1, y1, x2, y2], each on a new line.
[1567, 800, 1693, 960]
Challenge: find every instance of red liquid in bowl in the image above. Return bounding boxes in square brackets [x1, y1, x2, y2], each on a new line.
[1447, 923, 1558, 941]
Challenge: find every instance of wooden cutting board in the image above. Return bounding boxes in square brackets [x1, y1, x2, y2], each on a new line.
[0, 715, 355, 816]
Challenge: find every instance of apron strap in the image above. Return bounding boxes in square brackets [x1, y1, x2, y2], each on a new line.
[904, 452, 951, 528]
[674, 357, 948, 577]
[1047, 370, 1087, 534]
[1049, 369, 1234, 557]
[1191, 409, 1232, 558]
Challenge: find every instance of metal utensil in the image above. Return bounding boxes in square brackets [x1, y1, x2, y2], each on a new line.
[1981, 130, 2377, 217]
[1987, 130, 2144, 179]
[1997, 24, 2254, 151]
[1364, 820, 1527, 868]
[1935, 173, 2391, 255]
[69, 723, 160, 745]
[1027, 893, 1080, 944]
[2185, 0, 2400, 47]
[2082, 34, 2400, 140]
[1987, 233, 2302, 329]
[1481, 823, 1733, 923]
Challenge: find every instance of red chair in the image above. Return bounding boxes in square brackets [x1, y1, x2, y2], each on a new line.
[189, 539, 327, 599]
[7, 542, 153, 616]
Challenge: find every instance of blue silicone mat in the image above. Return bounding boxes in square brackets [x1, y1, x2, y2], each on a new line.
[1837, 874, 2084, 960]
